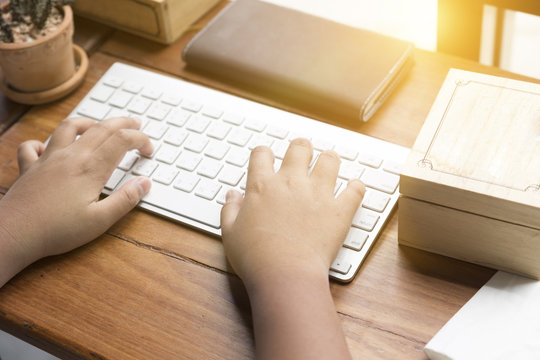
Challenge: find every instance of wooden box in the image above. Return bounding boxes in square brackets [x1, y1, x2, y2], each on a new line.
[399, 69, 540, 278]
[73, 0, 220, 44]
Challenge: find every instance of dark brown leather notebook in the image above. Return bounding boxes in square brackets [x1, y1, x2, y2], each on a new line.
[183, 0, 414, 122]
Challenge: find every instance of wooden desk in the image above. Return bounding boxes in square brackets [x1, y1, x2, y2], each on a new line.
[0, 3, 537, 359]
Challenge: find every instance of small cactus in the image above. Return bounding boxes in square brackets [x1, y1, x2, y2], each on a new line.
[0, 15, 14, 43]
[0, 0, 75, 43]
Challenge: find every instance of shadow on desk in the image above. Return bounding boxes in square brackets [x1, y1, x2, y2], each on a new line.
[398, 244, 495, 288]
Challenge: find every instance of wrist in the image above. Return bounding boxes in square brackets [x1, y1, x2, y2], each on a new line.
[243, 260, 330, 297]
[0, 201, 41, 287]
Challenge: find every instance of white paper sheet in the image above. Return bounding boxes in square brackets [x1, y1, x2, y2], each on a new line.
[425, 271, 540, 360]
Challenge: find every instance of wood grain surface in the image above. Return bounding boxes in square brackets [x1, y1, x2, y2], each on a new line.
[1, 1, 536, 358]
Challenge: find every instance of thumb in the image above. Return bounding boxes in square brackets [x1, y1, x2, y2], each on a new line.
[94, 176, 151, 225]
[17, 140, 45, 175]
[220, 190, 243, 234]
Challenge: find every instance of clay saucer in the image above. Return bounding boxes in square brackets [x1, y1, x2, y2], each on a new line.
[0, 44, 88, 105]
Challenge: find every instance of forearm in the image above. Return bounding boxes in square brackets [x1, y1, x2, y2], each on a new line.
[246, 269, 352, 360]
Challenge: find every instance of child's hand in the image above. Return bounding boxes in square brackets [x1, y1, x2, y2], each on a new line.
[220, 138, 363, 360]
[220, 138, 365, 285]
[0, 117, 153, 286]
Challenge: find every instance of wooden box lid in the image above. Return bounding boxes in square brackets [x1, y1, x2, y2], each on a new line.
[400, 69, 540, 229]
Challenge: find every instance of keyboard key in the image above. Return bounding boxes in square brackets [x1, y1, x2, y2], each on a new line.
[173, 171, 199, 192]
[91, 85, 114, 103]
[288, 132, 307, 141]
[186, 115, 211, 134]
[351, 208, 380, 231]
[202, 105, 223, 119]
[248, 134, 274, 150]
[176, 151, 201, 171]
[218, 165, 244, 186]
[361, 169, 399, 194]
[143, 181, 220, 228]
[141, 87, 162, 100]
[358, 153, 383, 168]
[309, 152, 319, 169]
[118, 152, 139, 171]
[223, 112, 244, 125]
[197, 158, 223, 179]
[195, 179, 222, 200]
[127, 97, 152, 114]
[266, 125, 289, 139]
[330, 248, 352, 275]
[181, 100, 203, 112]
[338, 161, 365, 180]
[205, 140, 230, 160]
[184, 134, 209, 153]
[226, 147, 250, 167]
[343, 228, 368, 251]
[239, 176, 247, 190]
[383, 159, 404, 175]
[163, 128, 189, 147]
[108, 91, 133, 108]
[155, 144, 181, 164]
[77, 100, 110, 120]
[147, 103, 171, 121]
[228, 128, 252, 147]
[104, 169, 126, 190]
[334, 179, 345, 196]
[166, 109, 191, 127]
[362, 191, 390, 213]
[312, 138, 334, 151]
[103, 76, 123, 88]
[274, 159, 282, 173]
[106, 108, 131, 119]
[152, 165, 178, 185]
[132, 158, 158, 177]
[161, 93, 182, 106]
[334, 144, 358, 160]
[207, 122, 231, 140]
[244, 118, 267, 132]
[270, 140, 289, 159]
[143, 121, 168, 140]
[123, 81, 143, 94]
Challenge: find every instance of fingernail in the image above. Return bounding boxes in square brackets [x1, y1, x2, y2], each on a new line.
[225, 189, 236, 203]
[135, 177, 151, 197]
[132, 117, 142, 129]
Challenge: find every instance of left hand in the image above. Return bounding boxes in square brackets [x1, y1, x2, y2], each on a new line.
[0, 117, 153, 285]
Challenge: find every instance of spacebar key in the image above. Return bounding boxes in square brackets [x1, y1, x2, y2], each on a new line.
[141, 182, 221, 229]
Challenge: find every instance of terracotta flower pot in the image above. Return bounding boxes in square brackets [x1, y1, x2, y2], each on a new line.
[0, 5, 75, 93]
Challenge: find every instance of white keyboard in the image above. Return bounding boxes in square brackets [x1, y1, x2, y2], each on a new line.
[70, 63, 409, 282]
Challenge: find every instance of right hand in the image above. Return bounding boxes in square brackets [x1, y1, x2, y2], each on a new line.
[220, 138, 365, 285]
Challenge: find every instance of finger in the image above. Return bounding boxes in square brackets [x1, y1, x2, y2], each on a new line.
[246, 146, 274, 188]
[17, 140, 45, 175]
[91, 176, 151, 226]
[220, 190, 244, 236]
[74, 117, 143, 152]
[310, 150, 340, 192]
[91, 129, 153, 177]
[336, 179, 366, 216]
[279, 138, 313, 176]
[45, 117, 96, 153]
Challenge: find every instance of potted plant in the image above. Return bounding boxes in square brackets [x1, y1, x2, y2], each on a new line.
[0, 0, 88, 104]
